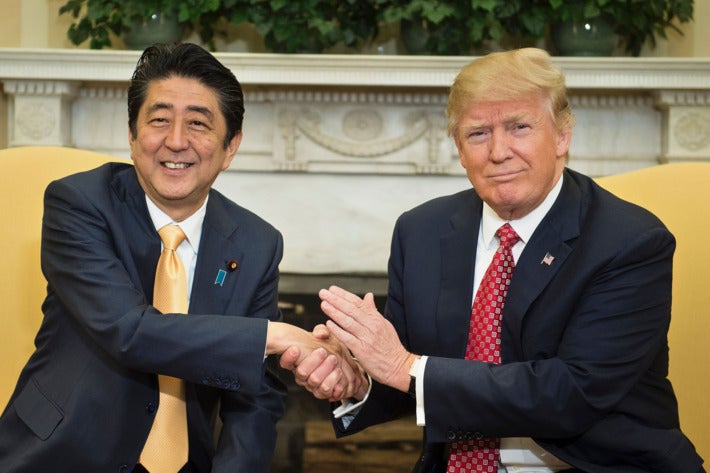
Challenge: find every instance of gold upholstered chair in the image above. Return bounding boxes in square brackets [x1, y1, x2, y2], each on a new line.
[0, 146, 123, 409]
[596, 162, 710, 462]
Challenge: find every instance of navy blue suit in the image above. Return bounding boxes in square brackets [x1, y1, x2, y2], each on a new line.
[0, 163, 286, 473]
[335, 169, 703, 472]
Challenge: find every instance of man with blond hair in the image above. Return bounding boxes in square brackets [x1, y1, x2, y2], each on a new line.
[286, 48, 704, 472]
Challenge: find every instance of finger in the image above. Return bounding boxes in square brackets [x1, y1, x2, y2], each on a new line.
[320, 287, 365, 318]
[295, 347, 329, 376]
[304, 354, 339, 388]
[324, 369, 348, 400]
[312, 323, 330, 340]
[279, 346, 301, 371]
[363, 292, 378, 311]
[325, 320, 361, 355]
[327, 285, 367, 306]
[313, 365, 342, 397]
[320, 299, 356, 333]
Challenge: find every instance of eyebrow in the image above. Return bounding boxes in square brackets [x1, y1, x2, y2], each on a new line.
[146, 102, 215, 121]
[465, 111, 537, 129]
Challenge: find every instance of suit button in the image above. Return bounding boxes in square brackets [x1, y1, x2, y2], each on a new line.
[145, 402, 157, 415]
[447, 430, 456, 440]
[118, 465, 129, 473]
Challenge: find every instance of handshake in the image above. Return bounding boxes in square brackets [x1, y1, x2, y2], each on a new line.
[266, 286, 417, 402]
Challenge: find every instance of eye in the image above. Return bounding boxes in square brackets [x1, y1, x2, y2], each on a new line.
[147, 116, 169, 127]
[466, 129, 488, 141]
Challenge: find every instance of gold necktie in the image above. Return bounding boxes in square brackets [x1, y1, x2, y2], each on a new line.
[139, 224, 189, 473]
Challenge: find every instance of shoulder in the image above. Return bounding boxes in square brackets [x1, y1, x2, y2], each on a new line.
[45, 162, 136, 203]
[567, 168, 669, 233]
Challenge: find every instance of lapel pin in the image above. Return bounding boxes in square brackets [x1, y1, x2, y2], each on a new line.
[227, 259, 239, 272]
[541, 252, 555, 266]
[215, 269, 227, 286]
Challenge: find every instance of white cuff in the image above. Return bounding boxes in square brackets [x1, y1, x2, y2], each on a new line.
[332, 373, 373, 419]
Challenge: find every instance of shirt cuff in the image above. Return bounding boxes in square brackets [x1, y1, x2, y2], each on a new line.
[332, 372, 373, 420]
[412, 355, 427, 426]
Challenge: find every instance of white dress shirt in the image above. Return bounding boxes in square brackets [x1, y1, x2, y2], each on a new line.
[145, 195, 208, 304]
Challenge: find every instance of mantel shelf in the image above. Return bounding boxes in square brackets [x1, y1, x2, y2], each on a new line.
[1, 48, 710, 90]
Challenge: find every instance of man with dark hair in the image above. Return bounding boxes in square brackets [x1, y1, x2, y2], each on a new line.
[0, 43, 360, 473]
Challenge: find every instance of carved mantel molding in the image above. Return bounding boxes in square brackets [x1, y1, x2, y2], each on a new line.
[2, 48, 710, 169]
[2, 48, 709, 278]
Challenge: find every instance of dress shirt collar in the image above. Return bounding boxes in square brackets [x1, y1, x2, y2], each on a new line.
[145, 195, 208, 254]
[480, 173, 564, 250]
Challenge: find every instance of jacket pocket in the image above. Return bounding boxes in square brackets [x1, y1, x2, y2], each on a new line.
[14, 378, 64, 440]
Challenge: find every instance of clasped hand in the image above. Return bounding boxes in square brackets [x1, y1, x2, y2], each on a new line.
[270, 320, 366, 401]
[280, 285, 415, 401]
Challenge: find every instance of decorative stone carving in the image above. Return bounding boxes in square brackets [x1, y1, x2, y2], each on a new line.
[3, 80, 78, 146]
[269, 90, 453, 175]
[673, 112, 710, 152]
[16, 101, 55, 141]
[655, 91, 710, 161]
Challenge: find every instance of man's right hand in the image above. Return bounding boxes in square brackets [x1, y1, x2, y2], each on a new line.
[279, 324, 369, 402]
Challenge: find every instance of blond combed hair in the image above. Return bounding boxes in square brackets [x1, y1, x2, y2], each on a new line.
[446, 48, 576, 137]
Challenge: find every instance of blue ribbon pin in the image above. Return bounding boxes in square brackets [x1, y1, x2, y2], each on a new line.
[215, 269, 227, 286]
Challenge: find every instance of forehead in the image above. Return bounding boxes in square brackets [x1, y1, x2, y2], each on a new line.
[463, 97, 547, 122]
[142, 76, 221, 113]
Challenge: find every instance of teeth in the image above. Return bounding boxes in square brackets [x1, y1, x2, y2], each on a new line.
[164, 162, 189, 169]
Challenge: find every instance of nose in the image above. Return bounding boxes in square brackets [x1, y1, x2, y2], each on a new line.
[489, 128, 510, 162]
[165, 123, 189, 151]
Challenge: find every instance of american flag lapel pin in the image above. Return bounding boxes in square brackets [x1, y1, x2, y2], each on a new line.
[541, 252, 555, 266]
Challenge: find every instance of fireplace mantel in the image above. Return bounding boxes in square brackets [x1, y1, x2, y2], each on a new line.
[2, 48, 709, 287]
[1, 48, 710, 89]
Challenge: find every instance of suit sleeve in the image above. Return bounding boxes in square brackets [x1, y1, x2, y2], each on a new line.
[41, 177, 270, 395]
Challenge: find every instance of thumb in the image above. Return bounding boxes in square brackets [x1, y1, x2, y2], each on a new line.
[313, 323, 330, 340]
[279, 346, 301, 370]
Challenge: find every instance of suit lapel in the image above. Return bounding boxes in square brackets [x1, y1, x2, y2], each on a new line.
[436, 192, 482, 358]
[111, 165, 162, 298]
[502, 171, 583, 357]
[189, 192, 243, 314]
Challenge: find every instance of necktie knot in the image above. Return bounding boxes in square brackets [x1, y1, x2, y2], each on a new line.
[159, 225, 186, 251]
[496, 223, 520, 251]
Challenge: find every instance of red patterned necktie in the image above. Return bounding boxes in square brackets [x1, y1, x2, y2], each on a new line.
[447, 223, 520, 473]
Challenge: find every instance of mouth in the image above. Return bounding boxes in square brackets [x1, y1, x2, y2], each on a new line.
[162, 161, 192, 170]
[489, 169, 522, 180]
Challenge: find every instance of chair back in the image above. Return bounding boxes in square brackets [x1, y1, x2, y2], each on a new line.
[0, 146, 124, 408]
[597, 162, 710, 461]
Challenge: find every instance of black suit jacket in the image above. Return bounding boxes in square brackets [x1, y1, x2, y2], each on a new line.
[0, 163, 286, 473]
[335, 169, 704, 472]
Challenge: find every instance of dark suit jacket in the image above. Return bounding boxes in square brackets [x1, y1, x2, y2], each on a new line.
[334, 169, 704, 473]
[0, 163, 286, 473]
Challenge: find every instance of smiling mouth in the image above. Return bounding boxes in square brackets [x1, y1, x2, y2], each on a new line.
[162, 162, 191, 170]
